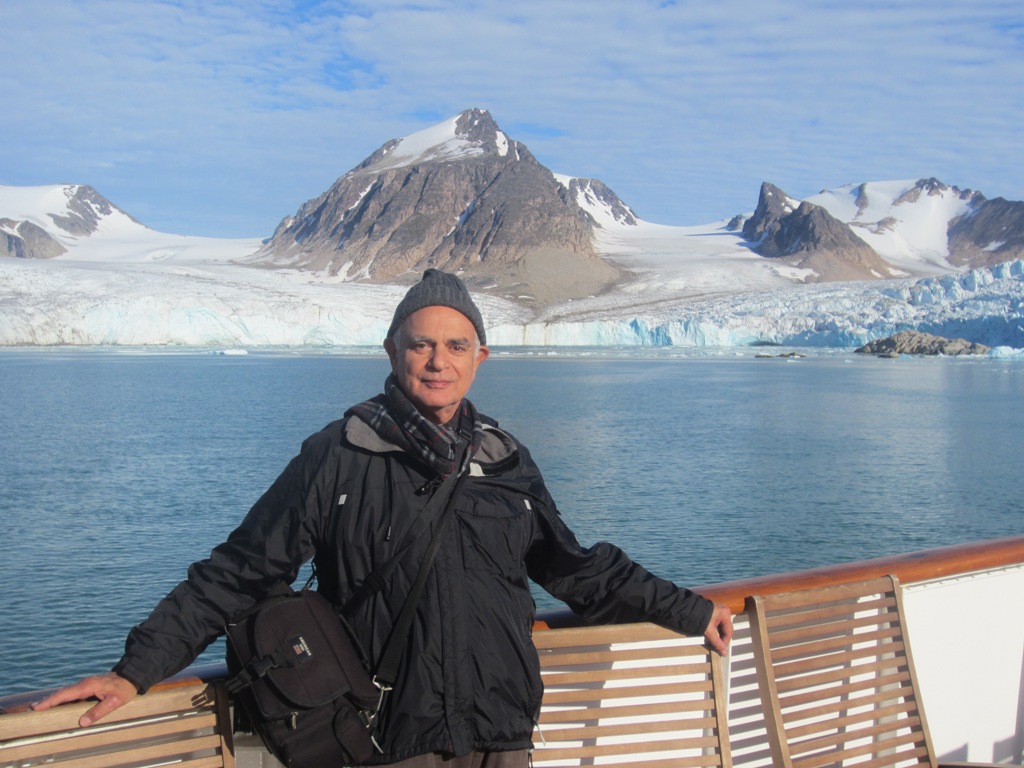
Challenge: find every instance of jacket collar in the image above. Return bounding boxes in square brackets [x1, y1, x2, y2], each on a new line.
[345, 413, 518, 472]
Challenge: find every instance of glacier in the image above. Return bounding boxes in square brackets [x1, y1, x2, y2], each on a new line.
[2, 181, 1023, 353]
[1, 252, 1022, 351]
[493, 260, 1024, 349]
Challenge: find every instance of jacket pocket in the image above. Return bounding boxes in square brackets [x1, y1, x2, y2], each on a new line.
[457, 493, 532, 580]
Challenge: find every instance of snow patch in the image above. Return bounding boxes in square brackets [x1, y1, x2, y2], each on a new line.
[808, 180, 974, 273]
[359, 115, 485, 173]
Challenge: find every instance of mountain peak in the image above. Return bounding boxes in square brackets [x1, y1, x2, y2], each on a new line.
[0, 183, 145, 259]
[893, 177, 984, 207]
[50, 184, 144, 236]
[741, 182, 802, 242]
[353, 109, 514, 176]
[256, 109, 623, 306]
[740, 181, 895, 280]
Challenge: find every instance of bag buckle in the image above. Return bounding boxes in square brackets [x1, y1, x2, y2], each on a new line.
[367, 678, 390, 723]
[364, 679, 389, 721]
[360, 680, 388, 754]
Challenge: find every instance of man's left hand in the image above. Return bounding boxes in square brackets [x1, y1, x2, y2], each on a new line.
[704, 603, 733, 655]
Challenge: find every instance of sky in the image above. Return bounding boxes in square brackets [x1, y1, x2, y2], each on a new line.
[1, 1, 1022, 239]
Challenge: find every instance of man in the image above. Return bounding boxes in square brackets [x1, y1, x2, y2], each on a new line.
[35, 269, 733, 767]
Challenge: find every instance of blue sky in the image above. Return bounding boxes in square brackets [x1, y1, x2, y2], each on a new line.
[2, 0, 1022, 238]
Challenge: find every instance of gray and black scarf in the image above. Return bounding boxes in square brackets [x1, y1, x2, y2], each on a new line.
[347, 374, 483, 476]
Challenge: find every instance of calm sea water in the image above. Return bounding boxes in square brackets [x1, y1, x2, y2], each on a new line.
[1, 347, 1022, 696]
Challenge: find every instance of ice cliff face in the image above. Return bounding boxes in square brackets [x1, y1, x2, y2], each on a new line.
[1, 249, 1020, 349]
[487, 260, 1024, 349]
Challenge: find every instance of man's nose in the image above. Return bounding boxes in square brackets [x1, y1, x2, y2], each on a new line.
[428, 346, 450, 369]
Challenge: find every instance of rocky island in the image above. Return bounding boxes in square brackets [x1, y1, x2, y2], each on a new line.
[855, 330, 991, 357]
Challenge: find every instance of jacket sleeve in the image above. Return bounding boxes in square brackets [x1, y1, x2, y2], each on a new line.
[113, 425, 342, 692]
[518, 444, 714, 638]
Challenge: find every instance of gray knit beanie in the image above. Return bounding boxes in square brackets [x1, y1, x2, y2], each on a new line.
[387, 269, 487, 345]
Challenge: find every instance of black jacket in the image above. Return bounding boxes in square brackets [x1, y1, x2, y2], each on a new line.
[115, 410, 713, 762]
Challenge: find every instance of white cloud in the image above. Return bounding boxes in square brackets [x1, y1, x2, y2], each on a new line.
[1, 0, 1021, 236]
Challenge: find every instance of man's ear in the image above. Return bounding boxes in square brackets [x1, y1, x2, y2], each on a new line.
[384, 336, 397, 367]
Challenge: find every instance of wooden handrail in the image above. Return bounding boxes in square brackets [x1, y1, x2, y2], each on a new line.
[3, 535, 1022, 710]
[537, 534, 1024, 628]
[699, 534, 1024, 616]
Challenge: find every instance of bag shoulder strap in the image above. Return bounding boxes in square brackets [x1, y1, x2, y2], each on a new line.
[372, 463, 468, 689]
[342, 439, 468, 614]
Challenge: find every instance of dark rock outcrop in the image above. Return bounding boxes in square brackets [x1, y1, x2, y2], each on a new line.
[741, 182, 798, 243]
[855, 330, 991, 356]
[1, 185, 139, 259]
[725, 213, 746, 232]
[893, 177, 980, 207]
[1, 219, 67, 259]
[48, 185, 140, 236]
[562, 178, 637, 226]
[742, 182, 895, 281]
[948, 197, 1024, 269]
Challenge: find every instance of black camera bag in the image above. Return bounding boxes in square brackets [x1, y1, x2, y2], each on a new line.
[225, 585, 382, 766]
[225, 445, 469, 767]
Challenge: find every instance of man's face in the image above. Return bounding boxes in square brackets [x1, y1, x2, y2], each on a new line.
[384, 305, 490, 425]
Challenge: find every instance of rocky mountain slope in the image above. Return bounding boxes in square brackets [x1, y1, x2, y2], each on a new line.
[253, 109, 621, 306]
[947, 196, 1024, 268]
[738, 182, 894, 281]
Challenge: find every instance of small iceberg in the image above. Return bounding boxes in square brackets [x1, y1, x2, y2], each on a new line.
[989, 346, 1024, 359]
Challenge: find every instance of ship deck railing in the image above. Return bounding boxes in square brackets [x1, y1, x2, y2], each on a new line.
[2, 535, 1022, 767]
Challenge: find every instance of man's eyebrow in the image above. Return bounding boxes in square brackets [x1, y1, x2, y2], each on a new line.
[405, 334, 472, 346]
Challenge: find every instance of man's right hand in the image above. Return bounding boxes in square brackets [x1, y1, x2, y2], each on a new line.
[32, 672, 138, 728]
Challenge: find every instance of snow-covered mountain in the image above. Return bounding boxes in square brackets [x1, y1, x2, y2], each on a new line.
[0, 184, 261, 263]
[253, 110, 1024, 305]
[731, 177, 1022, 284]
[805, 179, 982, 273]
[805, 178, 1024, 273]
[1, 110, 1023, 350]
[1, 185, 141, 259]
[254, 109, 619, 306]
